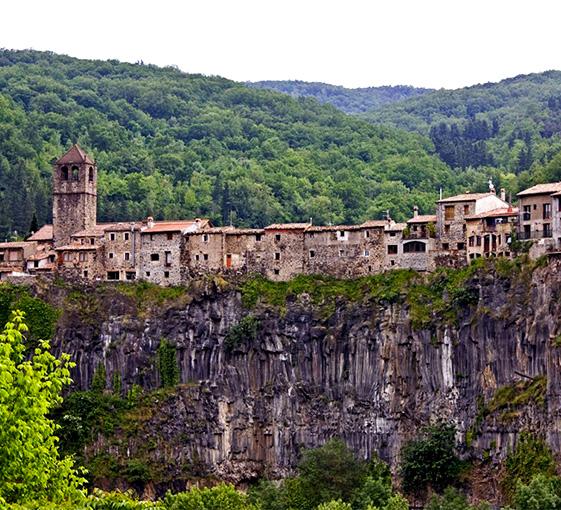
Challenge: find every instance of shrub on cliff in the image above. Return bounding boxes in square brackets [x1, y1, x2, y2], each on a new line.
[399, 423, 462, 496]
[425, 487, 490, 510]
[511, 474, 561, 510]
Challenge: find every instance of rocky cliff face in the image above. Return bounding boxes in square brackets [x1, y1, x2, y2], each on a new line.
[44, 260, 561, 496]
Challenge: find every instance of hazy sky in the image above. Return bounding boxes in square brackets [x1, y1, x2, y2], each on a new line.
[2, 0, 559, 89]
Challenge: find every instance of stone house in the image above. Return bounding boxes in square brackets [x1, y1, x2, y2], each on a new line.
[55, 244, 103, 280]
[0, 241, 38, 279]
[102, 223, 142, 281]
[304, 222, 387, 277]
[140, 219, 210, 286]
[384, 221, 405, 269]
[436, 191, 509, 266]
[516, 182, 561, 242]
[465, 207, 518, 261]
[401, 210, 437, 271]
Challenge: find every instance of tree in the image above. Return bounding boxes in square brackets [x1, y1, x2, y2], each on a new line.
[0, 310, 85, 505]
[512, 474, 561, 510]
[297, 438, 367, 509]
[399, 423, 462, 496]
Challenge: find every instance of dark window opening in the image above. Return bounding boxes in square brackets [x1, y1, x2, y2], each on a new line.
[165, 251, 172, 265]
[126, 272, 136, 280]
[442, 243, 449, 250]
[107, 271, 119, 280]
[309, 250, 316, 258]
[88, 167, 94, 182]
[457, 242, 465, 250]
[275, 234, 281, 241]
[387, 245, 398, 255]
[203, 253, 208, 261]
[167, 233, 173, 240]
[151, 253, 160, 261]
[403, 241, 426, 253]
[61, 166, 69, 181]
[164, 271, 170, 278]
[274, 252, 281, 261]
[273, 269, 280, 275]
[83, 270, 88, 278]
[145, 271, 151, 277]
[124, 232, 130, 241]
[71, 165, 79, 181]
[256, 234, 262, 241]
[34, 260, 39, 268]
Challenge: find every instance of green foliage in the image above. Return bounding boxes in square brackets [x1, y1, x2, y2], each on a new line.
[316, 500, 353, 510]
[248, 81, 431, 114]
[224, 315, 259, 351]
[502, 434, 556, 501]
[0, 310, 85, 504]
[399, 423, 463, 496]
[91, 362, 107, 393]
[0, 284, 59, 341]
[297, 439, 368, 510]
[512, 474, 561, 510]
[425, 487, 489, 510]
[157, 339, 179, 388]
[164, 483, 257, 510]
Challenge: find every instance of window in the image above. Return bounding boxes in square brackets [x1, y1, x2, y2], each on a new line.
[463, 204, 470, 215]
[309, 250, 316, 258]
[445, 205, 455, 220]
[126, 272, 136, 280]
[145, 271, 151, 277]
[0, 254, 3, 262]
[457, 242, 465, 250]
[165, 251, 172, 265]
[274, 252, 281, 261]
[389, 232, 396, 237]
[390, 260, 395, 266]
[469, 236, 475, 247]
[387, 245, 398, 255]
[71, 165, 79, 181]
[195, 254, 200, 261]
[151, 253, 159, 261]
[164, 271, 170, 278]
[109, 252, 114, 259]
[124, 232, 130, 241]
[88, 167, 94, 182]
[61, 166, 69, 181]
[203, 234, 209, 242]
[275, 234, 281, 241]
[476, 236, 482, 246]
[63, 252, 72, 262]
[442, 243, 449, 250]
[364, 230, 370, 238]
[203, 254, 208, 261]
[544, 223, 552, 237]
[363, 250, 370, 257]
[403, 241, 426, 253]
[412, 225, 418, 232]
[523, 205, 531, 221]
[273, 269, 280, 275]
[337, 230, 348, 240]
[524, 225, 531, 239]
[167, 233, 173, 240]
[107, 271, 119, 280]
[83, 270, 88, 278]
[90, 238, 95, 245]
[544, 203, 552, 220]
[79, 252, 87, 262]
[33, 260, 39, 268]
[339, 249, 345, 257]
[469, 254, 475, 260]
[444, 224, 450, 234]
[109, 233, 116, 241]
[124, 252, 130, 261]
[150, 234, 154, 241]
[533, 204, 537, 210]
[256, 234, 262, 242]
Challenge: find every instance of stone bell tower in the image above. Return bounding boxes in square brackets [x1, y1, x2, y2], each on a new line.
[52, 144, 97, 247]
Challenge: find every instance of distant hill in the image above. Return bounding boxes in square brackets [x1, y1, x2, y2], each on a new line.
[364, 71, 561, 174]
[247, 80, 433, 114]
[0, 50, 460, 238]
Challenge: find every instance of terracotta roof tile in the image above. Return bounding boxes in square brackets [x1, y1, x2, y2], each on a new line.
[265, 223, 311, 230]
[438, 192, 495, 203]
[56, 144, 94, 165]
[0, 241, 33, 249]
[517, 182, 561, 196]
[55, 244, 99, 251]
[465, 207, 519, 220]
[27, 225, 53, 242]
[142, 219, 209, 234]
[407, 215, 437, 224]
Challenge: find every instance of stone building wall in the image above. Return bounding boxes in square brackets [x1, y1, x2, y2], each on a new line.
[102, 227, 141, 281]
[518, 194, 554, 239]
[56, 246, 104, 280]
[139, 232, 182, 286]
[255, 228, 306, 281]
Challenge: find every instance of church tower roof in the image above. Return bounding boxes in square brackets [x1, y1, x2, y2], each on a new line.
[56, 144, 94, 165]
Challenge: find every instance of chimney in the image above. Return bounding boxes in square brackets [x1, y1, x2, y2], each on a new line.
[500, 188, 506, 202]
[413, 205, 419, 218]
[147, 216, 154, 229]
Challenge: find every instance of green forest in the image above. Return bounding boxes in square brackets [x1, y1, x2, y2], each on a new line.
[0, 49, 542, 240]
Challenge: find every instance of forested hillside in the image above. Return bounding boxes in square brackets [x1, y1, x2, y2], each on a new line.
[247, 80, 432, 114]
[364, 71, 561, 177]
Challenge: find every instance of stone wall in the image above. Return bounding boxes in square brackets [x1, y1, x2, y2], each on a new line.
[139, 232, 182, 285]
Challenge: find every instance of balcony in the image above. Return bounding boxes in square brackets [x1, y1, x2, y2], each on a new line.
[517, 229, 553, 240]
